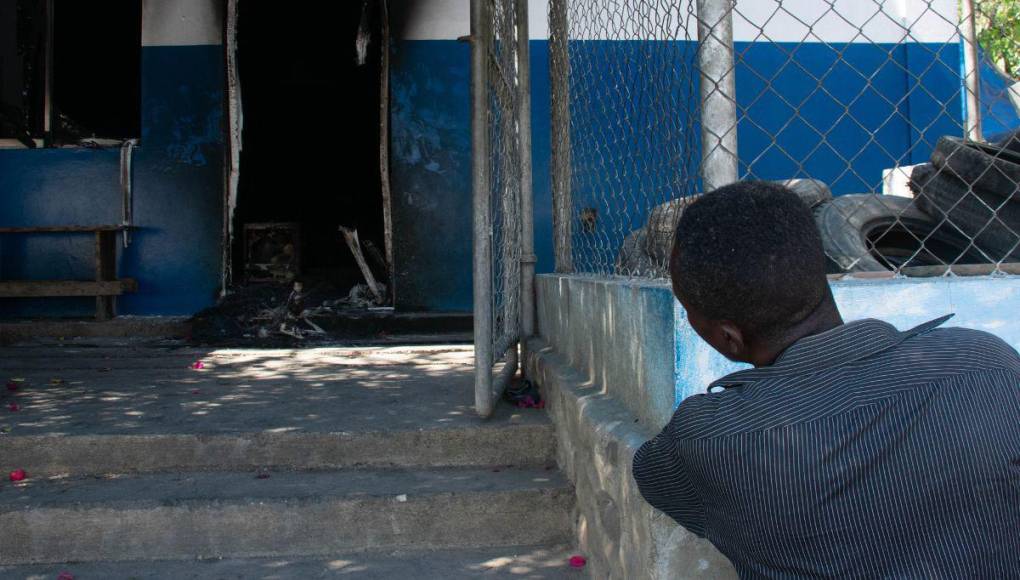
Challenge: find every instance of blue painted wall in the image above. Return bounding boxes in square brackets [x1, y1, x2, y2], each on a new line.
[389, 39, 556, 312]
[979, 54, 1020, 139]
[0, 44, 223, 318]
[390, 39, 972, 305]
[568, 41, 967, 272]
[4, 27, 1003, 316]
[389, 40, 473, 312]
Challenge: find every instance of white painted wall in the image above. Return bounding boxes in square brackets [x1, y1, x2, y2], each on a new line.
[142, 0, 223, 47]
[398, 0, 957, 43]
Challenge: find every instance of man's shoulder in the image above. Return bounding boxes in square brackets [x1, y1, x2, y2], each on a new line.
[890, 324, 1020, 372]
[667, 392, 728, 440]
[670, 324, 1019, 442]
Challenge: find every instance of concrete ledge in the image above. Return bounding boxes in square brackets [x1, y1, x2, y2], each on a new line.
[536, 275, 676, 427]
[0, 317, 190, 345]
[3, 424, 557, 477]
[0, 545, 578, 579]
[1, 467, 573, 564]
[525, 337, 735, 580]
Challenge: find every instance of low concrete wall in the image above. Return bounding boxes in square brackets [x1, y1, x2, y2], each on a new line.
[528, 275, 736, 579]
[534, 276, 677, 427]
[528, 272, 1020, 579]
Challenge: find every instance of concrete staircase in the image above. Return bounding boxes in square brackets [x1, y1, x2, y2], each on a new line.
[0, 344, 577, 579]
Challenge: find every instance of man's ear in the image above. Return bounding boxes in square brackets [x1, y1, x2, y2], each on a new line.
[717, 322, 747, 360]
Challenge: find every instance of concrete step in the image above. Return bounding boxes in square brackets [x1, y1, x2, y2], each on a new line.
[0, 467, 575, 565]
[0, 345, 555, 476]
[0, 318, 190, 345]
[0, 545, 583, 579]
[3, 421, 555, 477]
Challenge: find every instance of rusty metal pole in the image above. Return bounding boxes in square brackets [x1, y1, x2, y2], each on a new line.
[549, 0, 573, 272]
[471, 0, 495, 417]
[517, 0, 536, 369]
[697, 0, 738, 192]
[960, 0, 983, 141]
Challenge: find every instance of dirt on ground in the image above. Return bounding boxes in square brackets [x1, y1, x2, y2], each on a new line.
[188, 281, 386, 347]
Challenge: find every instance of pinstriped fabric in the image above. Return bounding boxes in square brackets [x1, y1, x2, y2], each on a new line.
[633, 316, 1020, 579]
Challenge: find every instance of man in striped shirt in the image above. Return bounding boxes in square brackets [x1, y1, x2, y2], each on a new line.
[632, 181, 1020, 578]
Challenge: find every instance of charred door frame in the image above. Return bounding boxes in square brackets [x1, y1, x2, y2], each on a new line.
[220, 0, 394, 300]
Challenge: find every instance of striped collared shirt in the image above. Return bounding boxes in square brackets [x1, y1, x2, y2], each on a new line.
[633, 315, 1020, 579]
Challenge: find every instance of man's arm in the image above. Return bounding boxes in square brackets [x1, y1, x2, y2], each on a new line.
[632, 411, 708, 537]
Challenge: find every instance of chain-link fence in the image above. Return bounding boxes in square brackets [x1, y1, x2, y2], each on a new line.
[472, 0, 532, 417]
[551, 0, 1020, 279]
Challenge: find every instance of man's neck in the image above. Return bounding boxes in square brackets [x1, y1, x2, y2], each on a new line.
[748, 295, 844, 368]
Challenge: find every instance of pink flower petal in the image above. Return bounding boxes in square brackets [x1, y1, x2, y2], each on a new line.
[190, 361, 206, 370]
[57, 572, 75, 580]
[7, 403, 20, 412]
[9, 468, 26, 482]
[569, 555, 587, 569]
[5, 381, 18, 391]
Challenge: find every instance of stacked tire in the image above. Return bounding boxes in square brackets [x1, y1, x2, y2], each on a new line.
[615, 135, 1020, 277]
[615, 179, 833, 276]
[910, 136, 1020, 264]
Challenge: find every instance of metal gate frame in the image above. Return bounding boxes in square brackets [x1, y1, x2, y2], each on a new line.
[471, 0, 535, 418]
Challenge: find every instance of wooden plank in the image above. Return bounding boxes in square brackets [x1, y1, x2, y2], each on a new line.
[0, 225, 129, 234]
[0, 280, 137, 298]
[339, 226, 384, 303]
[899, 262, 1020, 278]
[96, 230, 118, 320]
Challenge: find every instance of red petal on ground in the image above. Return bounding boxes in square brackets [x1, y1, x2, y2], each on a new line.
[569, 555, 587, 568]
[9, 469, 26, 482]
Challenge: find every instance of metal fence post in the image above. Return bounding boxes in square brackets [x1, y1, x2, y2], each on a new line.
[697, 0, 738, 192]
[960, 0, 983, 141]
[471, 0, 495, 417]
[518, 0, 536, 351]
[549, 0, 573, 272]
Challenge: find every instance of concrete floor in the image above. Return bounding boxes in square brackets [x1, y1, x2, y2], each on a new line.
[0, 342, 540, 436]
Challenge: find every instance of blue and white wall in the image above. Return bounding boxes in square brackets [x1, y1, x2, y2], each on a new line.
[390, 0, 1003, 309]
[389, 0, 555, 311]
[4, 0, 1013, 317]
[731, 0, 966, 185]
[0, 0, 224, 318]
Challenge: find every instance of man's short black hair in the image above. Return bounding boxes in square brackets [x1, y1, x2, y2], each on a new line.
[669, 180, 828, 341]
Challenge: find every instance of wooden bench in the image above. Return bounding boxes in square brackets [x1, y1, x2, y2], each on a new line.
[0, 225, 138, 320]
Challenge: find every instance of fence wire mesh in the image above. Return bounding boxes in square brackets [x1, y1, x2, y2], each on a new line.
[488, 1, 524, 359]
[550, 0, 1020, 279]
[485, 0, 524, 364]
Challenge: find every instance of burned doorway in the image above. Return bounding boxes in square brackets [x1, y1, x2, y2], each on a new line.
[231, 1, 389, 302]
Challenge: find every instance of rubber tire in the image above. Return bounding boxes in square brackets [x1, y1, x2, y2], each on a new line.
[930, 136, 1020, 200]
[911, 163, 1020, 263]
[615, 227, 663, 277]
[814, 193, 979, 272]
[643, 178, 834, 264]
[779, 178, 835, 209]
[994, 129, 1020, 157]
